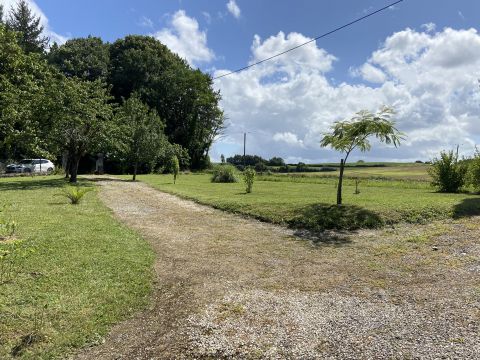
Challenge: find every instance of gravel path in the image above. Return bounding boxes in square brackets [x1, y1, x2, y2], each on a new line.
[75, 178, 480, 359]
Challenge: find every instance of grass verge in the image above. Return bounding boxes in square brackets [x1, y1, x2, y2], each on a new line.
[0, 176, 154, 359]
[128, 173, 480, 232]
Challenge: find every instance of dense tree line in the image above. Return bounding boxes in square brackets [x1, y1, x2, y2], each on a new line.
[0, 1, 224, 181]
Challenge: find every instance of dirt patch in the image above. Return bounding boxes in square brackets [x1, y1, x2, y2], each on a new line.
[75, 178, 480, 359]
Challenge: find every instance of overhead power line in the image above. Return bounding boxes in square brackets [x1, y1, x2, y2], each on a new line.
[213, 0, 404, 80]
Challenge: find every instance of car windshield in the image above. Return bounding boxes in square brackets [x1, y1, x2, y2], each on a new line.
[19, 160, 33, 164]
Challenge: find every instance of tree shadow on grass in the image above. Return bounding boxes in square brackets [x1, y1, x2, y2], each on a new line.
[0, 178, 70, 192]
[288, 203, 384, 246]
[453, 197, 480, 218]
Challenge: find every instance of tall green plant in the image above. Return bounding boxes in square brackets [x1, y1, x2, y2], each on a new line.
[428, 150, 467, 193]
[320, 106, 404, 205]
[243, 167, 256, 193]
[171, 155, 180, 184]
[468, 149, 480, 192]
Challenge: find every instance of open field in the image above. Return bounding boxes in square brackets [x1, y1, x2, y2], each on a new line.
[128, 173, 480, 231]
[300, 163, 431, 181]
[0, 177, 154, 359]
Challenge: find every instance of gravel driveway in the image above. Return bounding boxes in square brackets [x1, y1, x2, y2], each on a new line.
[75, 178, 479, 359]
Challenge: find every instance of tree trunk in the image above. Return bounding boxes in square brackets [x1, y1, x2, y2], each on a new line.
[64, 156, 70, 179]
[337, 159, 345, 205]
[69, 155, 81, 183]
[133, 162, 138, 181]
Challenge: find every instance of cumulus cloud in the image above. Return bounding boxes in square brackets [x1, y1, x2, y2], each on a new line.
[153, 10, 214, 66]
[211, 28, 480, 162]
[0, 0, 68, 44]
[226, 0, 241, 19]
[273, 132, 304, 148]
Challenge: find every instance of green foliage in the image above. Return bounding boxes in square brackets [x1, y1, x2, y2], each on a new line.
[108, 35, 224, 169]
[428, 150, 467, 193]
[296, 162, 308, 172]
[290, 204, 384, 231]
[49, 77, 114, 182]
[227, 154, 267, 168]
[220, 154, 225, 164]
[254, 162, 268, 172]
[171, 155, 180, 184]
[320, 106, 404, 205]
[114, 94, 166, 181]
[157, 143, 190, 171]
[59, 186, 93, 205]
[0, 25, 57, 160]
[211, 164, 238, 183]
[0, 204, 16, 239]
[243, 167, 256, 193]
[268, 157, 285, 166]
[5, 0, 48, 53]
[48, 36, 110, 81]
[468, 149, 480, 192]
[320, 106, 404, 155]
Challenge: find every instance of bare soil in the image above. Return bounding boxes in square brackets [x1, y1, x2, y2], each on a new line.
[75, 178, 479, 359]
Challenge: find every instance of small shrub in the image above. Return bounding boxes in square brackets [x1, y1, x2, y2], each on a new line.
[211, 164, 238, 183]
[243, 167, 256, 193]
[171, 155, 180, 184]
[428, 150, 467, 193]
[59, 186, 92, 205]
[468, 149, 480, 192]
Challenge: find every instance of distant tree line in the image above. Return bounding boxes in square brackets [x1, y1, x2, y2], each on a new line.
[0, 1, 224, 181]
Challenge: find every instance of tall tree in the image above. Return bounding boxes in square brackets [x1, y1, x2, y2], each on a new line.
[6, 0, 49, 53]
[0, 24, 57, 159]
[320, 106, 404, 205]
[49, 77, 114, 183]
[115, 94, 167, 181]
[0, 5, 4, 24]
[48, 36, 110, 81]
[108, 35, 224, 169]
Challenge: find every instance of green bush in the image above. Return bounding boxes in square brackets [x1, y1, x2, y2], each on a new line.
[171, 155, 180, 184]
[243, 167, 256, 193]
[428, 150, 468, 193]
[468, 149, 480, 192]
[254, 162, 267, 172]
[211, 164, 238, 183]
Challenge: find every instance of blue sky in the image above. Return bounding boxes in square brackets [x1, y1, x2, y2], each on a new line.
[3, 0, 480, 162]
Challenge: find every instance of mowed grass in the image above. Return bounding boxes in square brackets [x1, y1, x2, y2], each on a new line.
[306, 164, 431, 181]
[0, 176, 154, 359]
[131, 173, 480, 230]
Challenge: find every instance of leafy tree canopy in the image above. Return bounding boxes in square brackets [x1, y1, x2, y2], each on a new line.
[48, 36, 110, 81]
[108, 35, 224, 169]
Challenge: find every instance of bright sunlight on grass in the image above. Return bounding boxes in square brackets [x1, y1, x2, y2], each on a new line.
[0, 176, 154, 359]
[130, 173, 480, 231]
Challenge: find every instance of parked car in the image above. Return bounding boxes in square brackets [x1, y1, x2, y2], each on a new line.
[6, 159, 55, 174]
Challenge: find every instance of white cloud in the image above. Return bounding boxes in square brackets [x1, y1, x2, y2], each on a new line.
[421, 22, 436, 33]
[138, 16, 153, 28]
[153, 10, 214, 66]
[0, 0, 68, 45]
[226, 0, 241, 19]
[273, 132, 304, 147]
[211, 28, 480, 163]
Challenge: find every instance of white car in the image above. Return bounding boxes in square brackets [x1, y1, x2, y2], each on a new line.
[6, 159, 55, 174]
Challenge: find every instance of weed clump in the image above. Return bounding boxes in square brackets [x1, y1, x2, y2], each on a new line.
[243, 167, 255, 193]
[211, 164, 238, 183]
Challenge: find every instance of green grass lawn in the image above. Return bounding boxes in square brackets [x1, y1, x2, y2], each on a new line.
[131, 173, 480, 231]
[0, 176, 154, 359]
